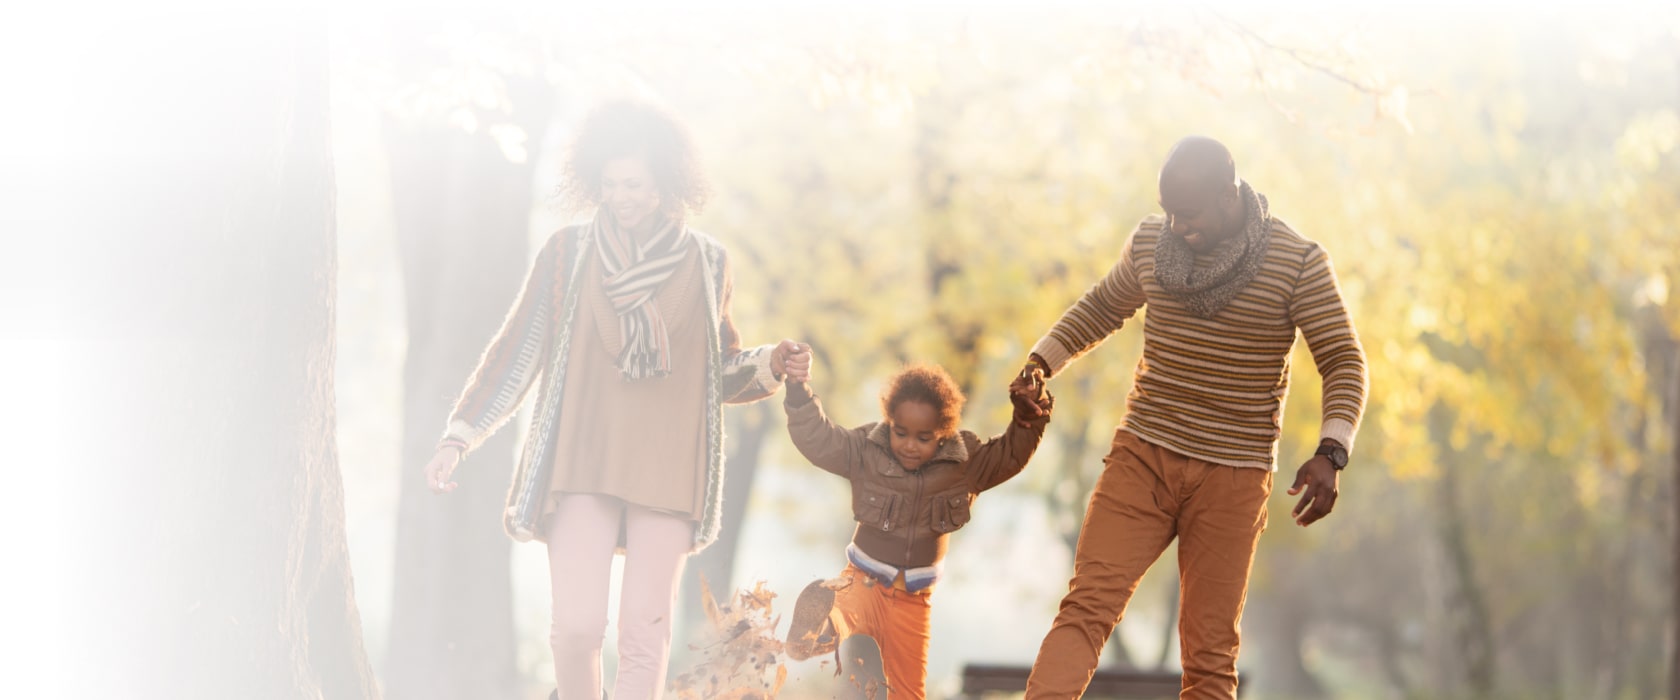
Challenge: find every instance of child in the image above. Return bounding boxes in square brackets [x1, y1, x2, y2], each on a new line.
[780, 360, 1053, 700]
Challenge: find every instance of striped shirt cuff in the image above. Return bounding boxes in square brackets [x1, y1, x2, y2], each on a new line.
[1029, 336, 1075, 377]
[1320, 417, 1357, 455]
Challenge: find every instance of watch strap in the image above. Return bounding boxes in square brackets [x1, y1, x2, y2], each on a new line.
[1315, 443, 1348, 469]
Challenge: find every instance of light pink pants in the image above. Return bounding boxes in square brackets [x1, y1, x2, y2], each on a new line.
[547, 493, 694, 700]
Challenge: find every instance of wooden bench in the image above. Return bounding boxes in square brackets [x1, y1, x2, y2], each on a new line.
[957, 664, 1247, 698]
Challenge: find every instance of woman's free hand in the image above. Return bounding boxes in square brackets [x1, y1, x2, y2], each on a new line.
[424, 447, 463, 494]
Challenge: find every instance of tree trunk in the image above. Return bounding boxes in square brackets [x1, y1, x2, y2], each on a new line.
[382, 66, 549, 698]
[677, 401, 776, 647]
[1103, 628, 1137, 669]
[1592, 466, 1644, 700]
[1156, 580, 1179, 670]
[1249, 591, 1327, 698]
[66, 7, 379, 699]
[1670, 344, 1680, 700]
[907, 95, 989, 399]
[1433, 406, 1497, 696]
[1366, 615, 1414, 696]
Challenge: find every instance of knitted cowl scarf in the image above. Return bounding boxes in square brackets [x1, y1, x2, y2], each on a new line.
[1152, 180, 1270, 319]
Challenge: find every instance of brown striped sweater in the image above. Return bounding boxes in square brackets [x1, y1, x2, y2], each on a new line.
[1031, 214, 1367, 470]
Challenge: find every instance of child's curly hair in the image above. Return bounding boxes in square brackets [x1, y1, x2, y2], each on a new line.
[559, 99, 709, 216]
[880, 363, 966, 438]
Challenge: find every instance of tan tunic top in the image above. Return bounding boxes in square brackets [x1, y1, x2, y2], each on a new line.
[546, 239, 710, 521]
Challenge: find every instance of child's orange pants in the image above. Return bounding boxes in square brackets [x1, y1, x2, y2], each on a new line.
[829, 563, 933, 700]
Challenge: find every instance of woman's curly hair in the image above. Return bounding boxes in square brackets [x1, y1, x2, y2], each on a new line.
[559, 99, 709, 215]
[880, 363, 966, 438]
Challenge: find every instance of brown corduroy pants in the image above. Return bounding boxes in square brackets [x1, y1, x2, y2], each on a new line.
[1026, 429, 1272, 700]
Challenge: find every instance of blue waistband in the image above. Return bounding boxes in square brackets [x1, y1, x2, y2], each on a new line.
[846, 543, 942, 593]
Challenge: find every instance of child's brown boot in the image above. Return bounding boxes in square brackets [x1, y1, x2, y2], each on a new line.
[784, 578, 842, 660]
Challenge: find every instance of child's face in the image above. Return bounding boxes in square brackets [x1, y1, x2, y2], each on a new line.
[888, 400, 943, 471]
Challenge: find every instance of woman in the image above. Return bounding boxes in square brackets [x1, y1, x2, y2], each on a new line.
[421, 99, 809, 700]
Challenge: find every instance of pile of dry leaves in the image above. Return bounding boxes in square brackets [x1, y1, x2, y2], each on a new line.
[668, 577, 790, 700]
[670, 577, 886, 700]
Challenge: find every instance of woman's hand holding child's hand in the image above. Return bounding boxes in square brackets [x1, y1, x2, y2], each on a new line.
[773, 340, 814, 384]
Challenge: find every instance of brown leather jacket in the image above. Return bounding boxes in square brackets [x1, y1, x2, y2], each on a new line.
[783, 381, 1050, 570]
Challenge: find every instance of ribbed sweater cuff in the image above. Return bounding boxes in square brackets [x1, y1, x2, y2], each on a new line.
[439, 419, 482, 455]
[752, 348, 785, 394]
[1320, 417, 1357, 454]
[1028, 336, 1074, 377]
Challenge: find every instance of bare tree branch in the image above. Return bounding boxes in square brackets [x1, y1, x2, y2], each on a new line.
[1206, 9, 1388, 96]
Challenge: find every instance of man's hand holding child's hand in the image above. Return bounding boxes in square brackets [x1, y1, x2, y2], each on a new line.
[1009, 363, 1054, 427]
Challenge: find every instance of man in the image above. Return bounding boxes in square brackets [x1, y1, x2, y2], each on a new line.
[1011, 136, 1367, 699]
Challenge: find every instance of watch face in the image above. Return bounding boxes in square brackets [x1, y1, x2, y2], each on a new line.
[1319, 445, 1348, 468]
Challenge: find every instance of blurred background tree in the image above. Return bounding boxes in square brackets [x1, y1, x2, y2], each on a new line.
[38, 4, 380, 699]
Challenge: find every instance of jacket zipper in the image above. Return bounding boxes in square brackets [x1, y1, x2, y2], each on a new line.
[905, 470, 924, 564]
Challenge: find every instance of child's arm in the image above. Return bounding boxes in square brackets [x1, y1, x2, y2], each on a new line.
[968, 380, 1054, 491]
[783, 379, 869, 478]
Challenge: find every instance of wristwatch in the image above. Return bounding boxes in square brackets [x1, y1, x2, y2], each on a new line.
[1315, 442, 1349, 470]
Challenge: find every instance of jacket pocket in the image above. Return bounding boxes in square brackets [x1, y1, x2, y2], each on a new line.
[855, 485, 901, 532]
[931, 491, 973, 534]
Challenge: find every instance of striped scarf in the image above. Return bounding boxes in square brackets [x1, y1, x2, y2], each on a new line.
[593, 212, 692, 381]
